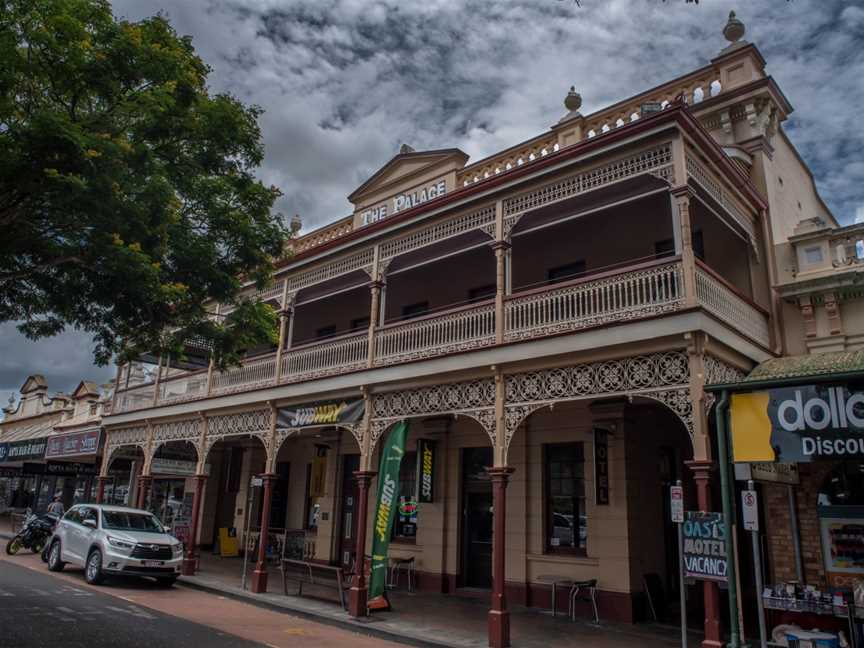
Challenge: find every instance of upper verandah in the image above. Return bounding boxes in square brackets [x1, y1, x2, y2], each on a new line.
[278, 12, 796, 272]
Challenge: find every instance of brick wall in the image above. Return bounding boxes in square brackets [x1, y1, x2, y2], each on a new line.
[763, 463, 832, 587]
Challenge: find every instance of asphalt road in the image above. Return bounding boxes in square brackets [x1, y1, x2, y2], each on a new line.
[0, 559, 262, 648]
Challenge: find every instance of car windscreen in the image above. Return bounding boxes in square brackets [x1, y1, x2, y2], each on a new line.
[102, 511, 164, 533]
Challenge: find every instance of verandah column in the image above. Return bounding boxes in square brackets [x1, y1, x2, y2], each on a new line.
[671, 187, 697, 307]
[349, 395, 375, 617]
[685, 333, 723, 648]
[488, 370, 512, 648]
[250, 473, 276, 593]
[181, 474, 207, 576]
[182, 414, 209, 575]
[348, 470, 376, 616]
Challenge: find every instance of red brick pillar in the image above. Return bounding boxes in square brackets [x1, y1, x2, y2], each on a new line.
[251, 474, 275, 593]
[488, 467, 514, 648]
[95, 476, 109, 504]
[136, 475, 152, 510]
[348, 470, 376, 617]
[686, 460, 723, 648]
[182, 475, 207, 576]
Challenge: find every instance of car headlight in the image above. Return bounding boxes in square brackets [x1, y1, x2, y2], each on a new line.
[106, 536, 134, 550]
[172, 543, 183, 556]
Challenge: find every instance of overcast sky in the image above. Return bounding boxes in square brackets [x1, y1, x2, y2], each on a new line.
[2, 0, 863, 400]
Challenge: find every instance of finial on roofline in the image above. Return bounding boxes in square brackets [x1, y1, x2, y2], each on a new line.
[564, 86, 582, 113]
[399, 143, 415, 155]
[723, 10, 745, 44]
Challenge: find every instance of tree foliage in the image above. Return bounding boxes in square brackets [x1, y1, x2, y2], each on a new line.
[0, 0, 287, 368]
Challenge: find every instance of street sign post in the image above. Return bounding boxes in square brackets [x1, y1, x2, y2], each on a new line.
[671, 482, 687, 648]
[744, 481, 767, 648]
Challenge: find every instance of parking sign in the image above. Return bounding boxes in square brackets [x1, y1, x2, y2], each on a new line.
[670, 485, 684, 523]
[741, 489, 758, 531]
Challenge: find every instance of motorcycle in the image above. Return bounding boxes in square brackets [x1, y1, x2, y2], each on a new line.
[5, 509, 59, 557]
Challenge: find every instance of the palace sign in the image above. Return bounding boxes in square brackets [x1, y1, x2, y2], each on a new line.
[731, 383, 864, 463]
[359, 179, 447, 227]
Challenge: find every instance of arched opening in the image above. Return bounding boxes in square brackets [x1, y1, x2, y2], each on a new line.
[104, 445, 145, 507]
[195, 434, 269, 585]
[504, 396, 695, 624]
[271, 425, 362, 568]
[367, 414, 493, 592]
[147, 440, 199, 532]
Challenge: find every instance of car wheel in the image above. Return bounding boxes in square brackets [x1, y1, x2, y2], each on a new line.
[47, 541, 65, 572]
[85, 549, 104, 585]
[155, 576, 177, 588]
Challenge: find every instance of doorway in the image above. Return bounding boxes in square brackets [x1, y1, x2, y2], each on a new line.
[338, 454, 360, 569]
[461, 446, 493, 589]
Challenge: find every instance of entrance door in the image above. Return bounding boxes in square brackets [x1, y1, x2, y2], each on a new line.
[461, 447, 493, 589]
[338, 455, 360, 570]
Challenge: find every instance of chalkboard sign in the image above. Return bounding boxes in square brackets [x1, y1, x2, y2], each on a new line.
[683, 512, 728, 582]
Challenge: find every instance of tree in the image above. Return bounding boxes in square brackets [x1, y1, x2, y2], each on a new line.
[0, 0, 288, 369]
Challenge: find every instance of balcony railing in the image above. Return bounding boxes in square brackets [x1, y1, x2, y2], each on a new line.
[109, 258, 770, 414]
[210, 354, 276, 396]
[695, 261, 771, 348]
[281, 330, 369, 383]
[375, 301, 496, 366]
[506, 259, 684, 342]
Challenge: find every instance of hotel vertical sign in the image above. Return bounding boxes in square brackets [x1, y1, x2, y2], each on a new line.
[594, 429, 610, 505]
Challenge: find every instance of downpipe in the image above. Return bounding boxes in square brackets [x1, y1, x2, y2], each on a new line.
[715, 389, 741, 648]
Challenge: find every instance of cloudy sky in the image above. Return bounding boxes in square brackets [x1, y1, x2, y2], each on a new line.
[2, 0, 863, 400]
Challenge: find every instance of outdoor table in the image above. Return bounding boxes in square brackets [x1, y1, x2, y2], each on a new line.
[536, 575, 576, 618]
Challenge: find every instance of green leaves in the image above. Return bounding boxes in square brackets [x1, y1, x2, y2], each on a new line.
[0, 0, 287, 367]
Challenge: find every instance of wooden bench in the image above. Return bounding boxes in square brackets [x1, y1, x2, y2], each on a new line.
[280, 559, 347, 610]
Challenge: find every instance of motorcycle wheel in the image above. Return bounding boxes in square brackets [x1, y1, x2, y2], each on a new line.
[5, 536, 22, 555]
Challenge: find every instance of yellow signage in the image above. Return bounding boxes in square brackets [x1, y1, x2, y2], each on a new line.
[730, 391, 773, 462]
[218, 528, 239, 557]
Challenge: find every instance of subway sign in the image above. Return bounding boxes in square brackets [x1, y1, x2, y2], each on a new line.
[730, 383, 864, 462]
[415, 439, 435, 503]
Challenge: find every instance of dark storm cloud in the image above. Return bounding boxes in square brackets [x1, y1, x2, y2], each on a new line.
[3, 0, 863, 402]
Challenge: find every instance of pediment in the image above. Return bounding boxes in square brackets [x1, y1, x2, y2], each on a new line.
[72, 381, 100, 400]
[348, 147, 468, 206]
[20, 375, 47, 394]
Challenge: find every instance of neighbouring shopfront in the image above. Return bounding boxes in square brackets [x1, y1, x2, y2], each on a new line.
[0, 437, 49, 512]
[716, 352, 864, 643]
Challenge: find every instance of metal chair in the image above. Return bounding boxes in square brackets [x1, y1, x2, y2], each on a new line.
[388, 556, 415, 592]
[568, 579, 599, 623]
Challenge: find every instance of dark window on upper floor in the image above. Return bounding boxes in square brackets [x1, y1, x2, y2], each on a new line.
[468, 284, 496, 303]
[315, 325, 337, 339]
[654, 238, 675, 258]
[401, 301, 429, 318]
[547, 261, 586, 285]
[350, 316, 371, 331]
[693, 230, 705, 262]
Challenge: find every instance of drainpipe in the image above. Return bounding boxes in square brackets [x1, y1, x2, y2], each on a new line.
[715, 389, 741, 648]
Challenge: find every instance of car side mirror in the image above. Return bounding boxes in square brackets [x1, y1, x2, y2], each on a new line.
[82, 518, 97, 529]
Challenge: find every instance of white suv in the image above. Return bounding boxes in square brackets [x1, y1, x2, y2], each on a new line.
[47, 504, 183, 587]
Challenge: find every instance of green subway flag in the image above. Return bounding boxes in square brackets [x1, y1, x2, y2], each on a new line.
[368, 419, 409, 605]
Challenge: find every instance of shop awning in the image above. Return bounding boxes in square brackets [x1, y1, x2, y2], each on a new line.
[0, 417, 54, 442]
[707, 350, 864, 392]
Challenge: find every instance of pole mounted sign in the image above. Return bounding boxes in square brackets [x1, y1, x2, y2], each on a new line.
[741, 489, 759, 532]
[670, 485, 684, 523]
[730, 383, 864, 462]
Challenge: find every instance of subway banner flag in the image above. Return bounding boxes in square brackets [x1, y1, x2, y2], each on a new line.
[368, 420, 409, 609]
[730, 383, 864, 463]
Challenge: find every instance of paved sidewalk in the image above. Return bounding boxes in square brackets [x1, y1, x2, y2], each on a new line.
[183, 563, 703, 648]
[1, 520, 703, 648]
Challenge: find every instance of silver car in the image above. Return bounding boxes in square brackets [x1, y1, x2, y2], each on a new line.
[46, 504, 183, 587]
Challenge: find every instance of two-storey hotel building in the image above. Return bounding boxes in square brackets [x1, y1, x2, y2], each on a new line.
[95, 14, 839, 647]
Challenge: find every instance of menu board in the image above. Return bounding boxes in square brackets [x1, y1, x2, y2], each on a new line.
[821, 516, 864, 588]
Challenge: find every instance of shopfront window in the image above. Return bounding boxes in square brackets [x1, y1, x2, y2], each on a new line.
[393, 451, 418, 540]
[818, 462, 864, 587]
[149, 479, 187, 529]
[545, 443, 586, 553]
